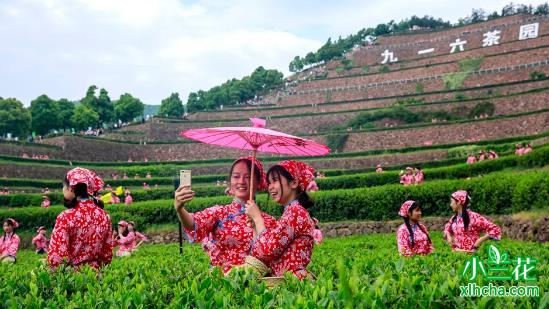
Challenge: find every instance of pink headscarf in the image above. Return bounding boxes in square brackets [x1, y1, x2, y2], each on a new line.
[451, 190, 470, 206]
[398, 200, 416, 217]
[5, 218, 19, 228]
[66, 167, 104, 195]
[276, 160, 316, 191]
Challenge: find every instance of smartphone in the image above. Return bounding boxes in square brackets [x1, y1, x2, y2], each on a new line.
[180, 170, 191, 187]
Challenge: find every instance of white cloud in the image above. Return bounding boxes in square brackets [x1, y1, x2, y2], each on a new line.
[0, 0, 547, 105]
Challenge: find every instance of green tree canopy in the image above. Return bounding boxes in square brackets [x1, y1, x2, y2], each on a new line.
[0, 98, 31, 138]
[186, 66, 284, 112]
[57, 98, 75, 130]
[158, 92, 184, 118]
[71, 104, 100, 131]
[30, 94, 60, 135]
[80, 85, 114, 126]
[114, 93, 145, 122]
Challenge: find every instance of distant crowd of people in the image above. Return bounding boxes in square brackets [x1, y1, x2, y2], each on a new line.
[515, 143, 533, 156]
[21, 153, 50, 160]
[399, 166, 424, 186]
[466, 150, 499, 164]
[82, 128, 104, 136]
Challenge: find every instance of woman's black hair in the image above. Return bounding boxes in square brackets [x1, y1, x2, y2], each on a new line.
[451, 195, 470, 230]
[229, 158, 262, 188]
[63, 177, 104, 209]
[402, 202, 431, 248]
[266, 165, 314, 209]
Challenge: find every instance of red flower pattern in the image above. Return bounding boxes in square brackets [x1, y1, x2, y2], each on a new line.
[396, 223, 434, 256]
[185, 199, 277, 273]
[116, 231, 136, 256]
[276, 160, 315, 191]
[251, 201, 315, 279]
[47, 199, 113, 269]
[32, 234, 49, 252]
[444, 210, 501, 251]
[0, 233, 20, 256]
[66, 167, 104, 195]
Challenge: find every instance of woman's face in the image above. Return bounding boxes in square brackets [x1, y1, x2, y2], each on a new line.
[409, 207, 422, 222]
[230, 161, 258, 201]
[118, 225, 127, 233]
[450, 198, 461, 212]
[62, 183, 75, 200]
[268, 171, 298, 206]
[3, 222, 13, 234]
[128, 224, 134, 232]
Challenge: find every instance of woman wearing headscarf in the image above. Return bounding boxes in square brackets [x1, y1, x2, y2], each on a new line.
[444, 190, 501, 252]
[396, 200, 433, 256]
[174, 156, 277, 274]
[246, 160, 320, 279]
[0, 218, 20, 263]
[47, 167, 114, 270]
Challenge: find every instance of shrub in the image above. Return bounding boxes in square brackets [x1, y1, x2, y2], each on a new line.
[2, 170, 546, 230]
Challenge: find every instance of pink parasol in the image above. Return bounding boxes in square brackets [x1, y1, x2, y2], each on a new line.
[180, 118, 330, 195]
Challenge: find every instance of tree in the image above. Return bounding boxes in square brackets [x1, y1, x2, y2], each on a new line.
[289, 56, 304, 72]
[71, 104, 99, 131]
[487, 11, 500, 20]
[57, 98, 75, 130]
[501, 3, 516, 16]
[317, 38, 342, 63]
[96, 88, 115, 125]
[114, 93, 144, 122]
[534, 3, 549, 15]
[186, 92, 201, 112]
[80, 85, 98, 107]
[374, 24, 390, 36]
[0, 98, 31, 138]
[158, 92, 184, 118]
[470, 8, 486, 23]
[304, 52, 317, 65]
[80, 85, 114, 126]
[30, 94, 60, 135]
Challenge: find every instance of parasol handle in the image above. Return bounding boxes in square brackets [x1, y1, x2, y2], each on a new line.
[249, 147, 257, 201]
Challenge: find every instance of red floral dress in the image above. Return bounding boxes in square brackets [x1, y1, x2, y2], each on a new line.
[250, 201, 316, 279]
[396, 223, 434, 256]
[32, 234, 49, 252]
[0, 233, 20, 257]
[444, 210, 501, 251]
[116, 232, 136, 256]
[185, 199, 277, 273]
[135, 232, 148, 242]
[415, 171, 424, 184]
[400, 174, 415, 186]
[48, 199, 113, 269]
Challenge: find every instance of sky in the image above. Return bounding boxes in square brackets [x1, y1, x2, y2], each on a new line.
[0, 0, 547, 106]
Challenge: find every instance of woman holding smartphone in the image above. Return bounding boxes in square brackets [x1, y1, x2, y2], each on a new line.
[174, 156, 277, 274]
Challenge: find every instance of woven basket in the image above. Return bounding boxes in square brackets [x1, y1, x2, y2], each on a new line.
[243, 256, 270, 277]
[262, 276, 286, 288]
[230, 256, 270, 277]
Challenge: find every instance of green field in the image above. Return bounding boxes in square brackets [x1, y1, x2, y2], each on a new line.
[1, 233, 546, 307]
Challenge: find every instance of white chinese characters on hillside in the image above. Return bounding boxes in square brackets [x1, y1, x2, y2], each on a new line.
[381, 49, 398, 64]
[450, 38, 467, 53]
[482, 30, 501, 47]
[519, 23, 539, 40]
